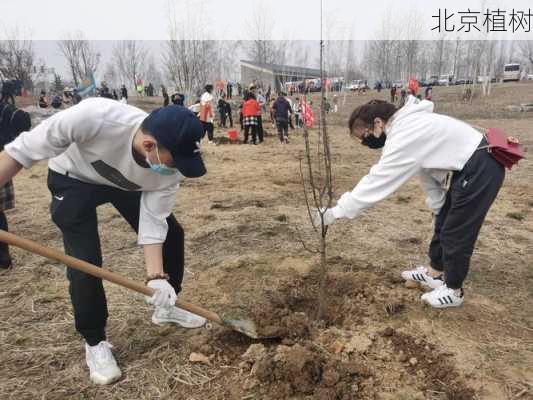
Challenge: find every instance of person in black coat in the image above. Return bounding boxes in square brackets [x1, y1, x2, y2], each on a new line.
[0, 80, 16, 105]
[272, 93, 293, 144]
[217, 94, 232, 128]
[0, 103, 31, 267]
[171, 93, 185, 106]
[162, 86, 169, 106]
[120, 85, 128, 101]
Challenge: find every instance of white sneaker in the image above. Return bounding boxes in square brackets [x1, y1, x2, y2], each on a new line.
[401, 265, 444, 289]
[152, 306, 206, 328]
[85, 341, 122, 385]
[421, 285, 464, 309]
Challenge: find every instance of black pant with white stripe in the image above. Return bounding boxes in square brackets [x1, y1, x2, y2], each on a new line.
[47, 170, 184, 346]
[428, 142, 505, 289]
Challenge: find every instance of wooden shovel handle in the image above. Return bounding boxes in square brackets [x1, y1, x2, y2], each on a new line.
[0, 230, 223, 325]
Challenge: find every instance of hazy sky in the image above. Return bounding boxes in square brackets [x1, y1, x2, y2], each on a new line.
[2, 0, 532, 40]
[4, 0, 532, 80]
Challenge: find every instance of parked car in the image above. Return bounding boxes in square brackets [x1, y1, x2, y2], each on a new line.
[438, 74, 453, 86]
[428, 76, 439, 86]
[455, 78, 473, 85]
[477, 76, 497, 84]
[347, 80, 368, 91]
[527, 74, 533, 81]
[392, 80, 404, 89]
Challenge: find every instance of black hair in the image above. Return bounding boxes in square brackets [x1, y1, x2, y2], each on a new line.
[348, 100, 398, 133]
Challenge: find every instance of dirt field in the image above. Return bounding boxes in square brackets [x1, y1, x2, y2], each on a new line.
[0, 82, 532, 399]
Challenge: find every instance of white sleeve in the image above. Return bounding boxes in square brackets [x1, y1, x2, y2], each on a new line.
[138, 185, 178, 245]
[4, 101, 104, 168]
[332, 138, 422, 220]
[419, 172, 446, 215]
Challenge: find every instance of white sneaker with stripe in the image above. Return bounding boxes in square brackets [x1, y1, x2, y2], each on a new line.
[401, 265, 444, 289]
[421, 285, 464, 308]
[152, 305, 206, 328]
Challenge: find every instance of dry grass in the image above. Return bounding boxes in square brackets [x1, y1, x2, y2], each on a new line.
[0, 82, 532, 399]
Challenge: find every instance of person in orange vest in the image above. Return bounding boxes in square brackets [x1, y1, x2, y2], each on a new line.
[242, 91, 261, 145]
[408, 78, 419, 97]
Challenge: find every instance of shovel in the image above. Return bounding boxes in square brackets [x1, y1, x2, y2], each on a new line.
[0, 229, 267, 339]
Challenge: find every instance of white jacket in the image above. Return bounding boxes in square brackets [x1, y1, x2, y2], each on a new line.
[332, 96, 482, 219]
[200, 92, 214, 123]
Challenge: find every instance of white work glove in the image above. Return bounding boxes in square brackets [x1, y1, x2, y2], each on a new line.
[312, 207, 338, 228]
[145, 279, 177, 309]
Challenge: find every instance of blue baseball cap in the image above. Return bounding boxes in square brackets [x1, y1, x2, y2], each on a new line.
[141, 105, 206, 178]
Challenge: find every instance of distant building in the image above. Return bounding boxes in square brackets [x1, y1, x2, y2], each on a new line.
[240, 60, 323, 92]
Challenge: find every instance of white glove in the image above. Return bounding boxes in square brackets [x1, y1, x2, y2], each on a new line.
[145, 279, 177, 309]
[312, 207, 338, 228]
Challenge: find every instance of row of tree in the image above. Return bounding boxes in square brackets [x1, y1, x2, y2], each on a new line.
[2, 20, 533, 97]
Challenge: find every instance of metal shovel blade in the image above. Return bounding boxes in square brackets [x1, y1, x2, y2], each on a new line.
[222, 317, 265, 339]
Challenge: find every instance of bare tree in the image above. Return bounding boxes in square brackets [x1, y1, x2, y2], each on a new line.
[144, 55, 163, 94]
[433, 36, 449, 77]
[0, 28, 40, 89]
[403, 11, 423, 79]
[113, 41, 148, 91]
[451, 37, 462, 78]
[300, 2, 334, 321]
[518, 41, 533, 68]
[244, 3, 288, 65]
[163, 0, 219, 98]
[102, 62, 119, 89]
[57, 32, 100, 87]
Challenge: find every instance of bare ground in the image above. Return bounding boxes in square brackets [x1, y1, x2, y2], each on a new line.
[0, 82, 532, 399]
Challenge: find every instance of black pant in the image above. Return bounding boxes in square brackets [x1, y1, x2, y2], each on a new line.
[47, 170, 184, 345]
[276, 119, 289, 142]
[428, 142, 505, 289]
[227, 111, 233, 128]
[0, 211, 11, 267]
[219, 112, 227, 128]
[201, 121, 214, 141]
[244, 125, 257, 144]
[256, 115, 264, 142]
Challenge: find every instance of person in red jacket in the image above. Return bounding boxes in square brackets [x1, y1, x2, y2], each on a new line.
[242, 92, 261, 145]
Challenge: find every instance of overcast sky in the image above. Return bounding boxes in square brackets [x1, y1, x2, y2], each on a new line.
[3, 0, 532, 78]
[2, 0, 532, 40]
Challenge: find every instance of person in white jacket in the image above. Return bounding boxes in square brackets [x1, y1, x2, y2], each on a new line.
[0, 99, 208, 385]
[315, 97, 505, 309]
[199, 84, 215, 144]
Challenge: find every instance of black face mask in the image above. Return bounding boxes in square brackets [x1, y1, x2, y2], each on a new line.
[361, 133, 387, 149]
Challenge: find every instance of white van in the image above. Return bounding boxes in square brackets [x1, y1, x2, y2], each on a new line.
[503, 63, 521, 82]
[438, 74, 453, 86]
